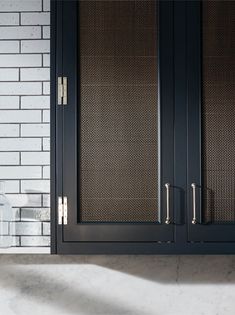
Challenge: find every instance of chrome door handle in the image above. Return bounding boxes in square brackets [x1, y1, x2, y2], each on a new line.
[191, 183, 197, 224]
[165, 183, 171, 224]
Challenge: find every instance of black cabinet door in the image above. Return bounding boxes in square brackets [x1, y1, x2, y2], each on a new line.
[53, 0, 175, 252]
[187, 1, 235, 242]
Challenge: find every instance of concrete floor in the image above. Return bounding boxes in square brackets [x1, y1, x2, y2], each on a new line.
[0, 255, 235, 315]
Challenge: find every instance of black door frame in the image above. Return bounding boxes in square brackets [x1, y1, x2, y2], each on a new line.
[51, 0, 235, 254]
[51, 0, 175, 252]
[187, 1, 235, 242]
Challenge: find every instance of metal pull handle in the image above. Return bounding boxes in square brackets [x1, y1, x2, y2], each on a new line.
[191, 183, 197, 224]
[165, 183, 171, 224]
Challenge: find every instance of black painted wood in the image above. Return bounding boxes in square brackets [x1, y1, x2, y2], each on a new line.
[173, 1, 187, 245]
[186, 1, 235, 243]
[52, 0, 175, 250]
[51, 0, 235, 254]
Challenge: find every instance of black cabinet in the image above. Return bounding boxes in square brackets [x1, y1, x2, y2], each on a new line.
[187, 1, 235, 244]
[51, 0, 235, 254]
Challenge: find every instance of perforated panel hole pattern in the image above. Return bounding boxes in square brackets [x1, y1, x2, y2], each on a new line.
[79, 0, 159, 223]
[202, 1, 235, 223]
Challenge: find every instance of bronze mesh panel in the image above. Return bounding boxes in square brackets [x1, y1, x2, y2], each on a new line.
[202, 1, 235, 223]
[79, 0, 159, 222]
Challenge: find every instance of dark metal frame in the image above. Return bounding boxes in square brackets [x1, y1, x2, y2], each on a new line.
[187, 1, 235, 242]
[51, 0, 235, 254]
[61, 0, 174, 242]
[51, 0, 175, 252]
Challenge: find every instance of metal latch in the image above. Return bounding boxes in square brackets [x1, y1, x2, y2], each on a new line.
[58, 76, 68, 105]
[58, 196, 68, 225]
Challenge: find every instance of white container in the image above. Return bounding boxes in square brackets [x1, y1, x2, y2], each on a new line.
[0, 181, 12, 248]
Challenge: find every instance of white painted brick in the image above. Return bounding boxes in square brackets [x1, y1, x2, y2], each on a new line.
[0, 138, 41, 151]
[21, 208, 50, 221]
[0, 13, 19, 25]
[0, 124, 19, 137]
[0, 152, 19, 165]
[21, 152, 49, 165]
[0, 82, 42, 95]
[43, 53, 50, 67]
[0, 68, 19, 81]
[42, 194, 50, 207]
[40, 208, 50, 221]
[0, 26, 41, 39]
[42, 166, 50, 178]
[21, 236, 50, 247]
[12, 208, 20, 221]
[43, 0, 50, 12]
[21, 123, 49, 137]
[0, 1, 42, 12]
[0, 54, 41, 67]
[43, 26, 50, 39]
[20, 67, 50, 81]
[42, 137, 50, 151]
[21, 40, 50, 53]
[3, 181, 20, 193]
[42, 82, 50, 95]
[21, 95, 50, 109]
[6, 194, 42, 207]
[42, 222, 50, 235]
[0, 110, 41, 123]
[11, 236, 20, 246]
[0, 96, 19, 109]
[10, 222, 42, 236]
[21, 180, 50, 193]
[0, 166, 41, 179]
[42, 110, 50, 122]
[0, 0, 52, 247]
[21, 12, 50, 25]
[1, 222, 9, 235]
[0, 235, 16, 246]
[0, 41, 19, 53]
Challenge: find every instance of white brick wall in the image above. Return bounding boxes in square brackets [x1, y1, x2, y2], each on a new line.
[0, 26, 41, 39]
[0, 0, 50, 247]
[0, 54, 42, 67]
[0, 41, 19, 53]
[0, 96, 19, 108]
[0, 124, 19, 137]
[0, 1, 42, 12]
[0, 13, 20, 25]
[0, 153, 19, 165]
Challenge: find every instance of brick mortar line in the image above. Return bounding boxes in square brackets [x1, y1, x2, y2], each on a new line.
[0, 53, 49, 55]
[0, 25, 49, 27]
[0, 80, 50, 82]
[0, 3, 51, 246]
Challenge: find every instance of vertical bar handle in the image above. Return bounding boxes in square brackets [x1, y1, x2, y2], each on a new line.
[191, 183, 197, 224]
[165, 183, 171, 224]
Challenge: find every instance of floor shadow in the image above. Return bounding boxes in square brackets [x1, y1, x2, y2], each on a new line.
[0, 255, 235, 284]
[0, 265, 144, 315]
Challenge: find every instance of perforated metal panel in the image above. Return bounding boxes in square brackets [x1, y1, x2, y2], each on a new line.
[79, 0, 159, 222]
[202, 1, 235, 223]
